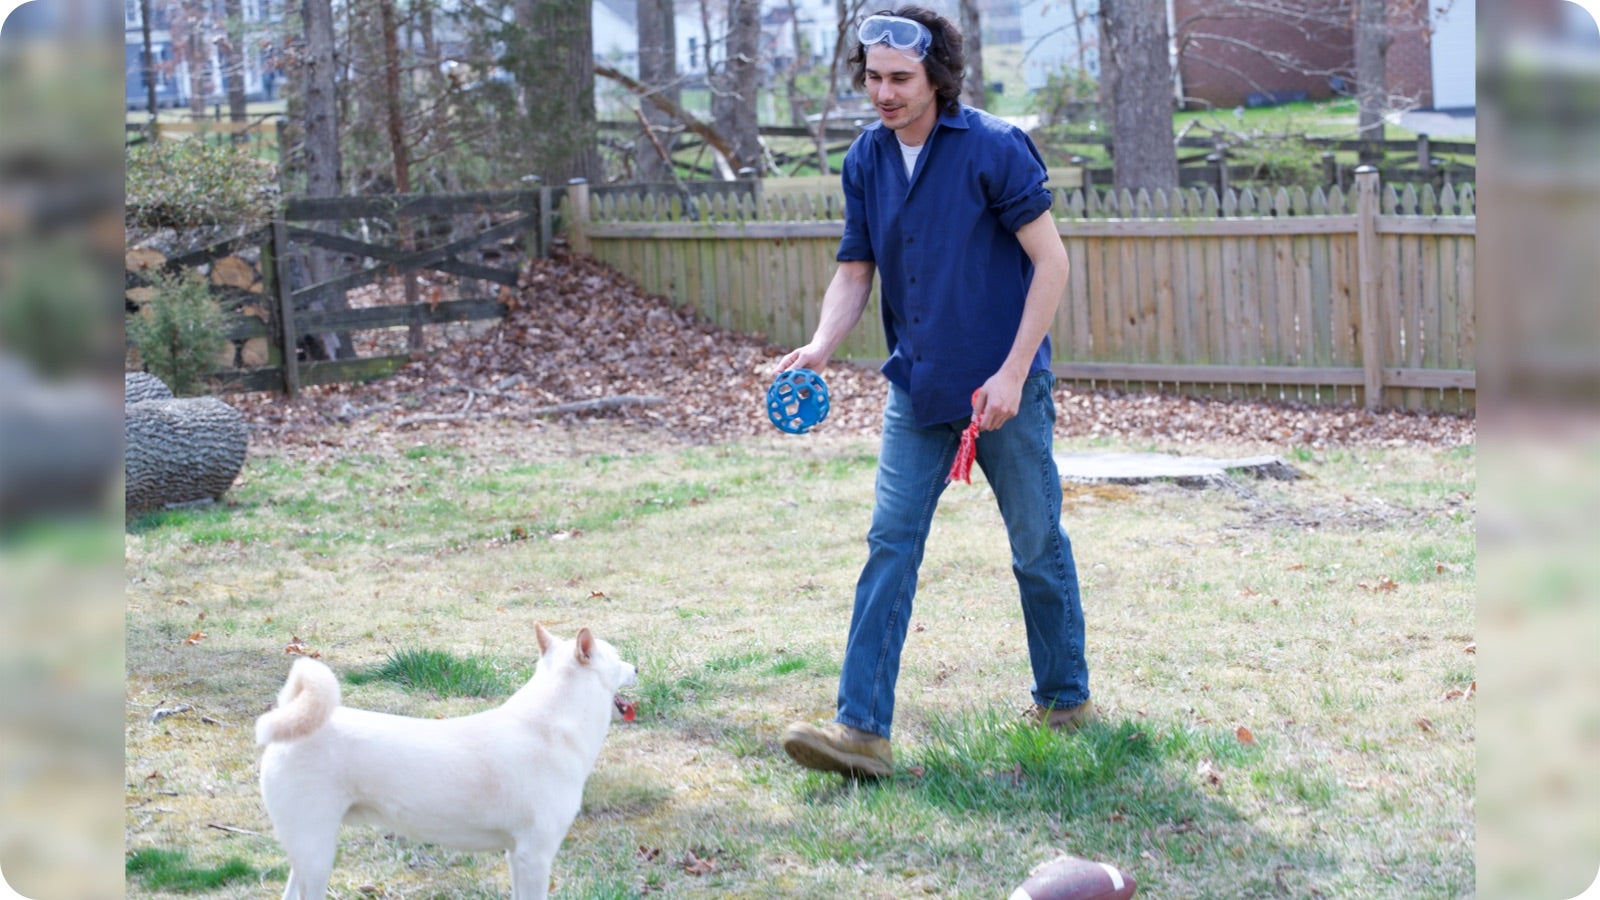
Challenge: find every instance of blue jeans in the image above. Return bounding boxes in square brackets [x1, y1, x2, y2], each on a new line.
[835, 370, 1090, 740]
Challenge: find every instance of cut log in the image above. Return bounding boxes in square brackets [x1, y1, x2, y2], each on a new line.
[210, 255, 259, 291]
[239, 337, 272, 368]
[125, 397, 248, 512]
[125, 372, 174, 404]
[126, 246, 167, 272]
[125, 285, 157, 310]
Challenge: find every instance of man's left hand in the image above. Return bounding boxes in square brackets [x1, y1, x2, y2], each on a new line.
[975, 371, 1025, 432]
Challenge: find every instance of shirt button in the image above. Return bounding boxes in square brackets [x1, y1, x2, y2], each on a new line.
[906, 237, 914, 244]
[909, 276, 917, 284]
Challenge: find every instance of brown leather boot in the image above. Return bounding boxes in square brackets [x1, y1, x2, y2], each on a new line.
[1024, 700, 1097, 733]
[781, 722, 893, 778]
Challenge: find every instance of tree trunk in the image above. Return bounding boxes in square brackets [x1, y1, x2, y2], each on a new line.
[124, 397, 249, 512]
[301, 0, 340, 201]
[1100, 0, 1179, 192]
[139, 0, 158, 125]
[223, 0, 248, 139]
[1355, 0, 1388, 148]
[297, 0, 353, 359]
[636, 0, 679, 182]
[783, 0, 805, 127]
[710, 0, 762, 174]
[960, 0, 986, 109]
[378, 0, 424, 350]
[186, 28, 207, 117]
[516, 0, 602, 184]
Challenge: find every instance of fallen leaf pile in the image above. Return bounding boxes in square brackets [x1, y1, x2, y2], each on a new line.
[231, 249, 1475, 451]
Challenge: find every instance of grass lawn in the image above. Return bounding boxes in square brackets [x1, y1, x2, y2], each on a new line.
[124, 420, 1474, 897]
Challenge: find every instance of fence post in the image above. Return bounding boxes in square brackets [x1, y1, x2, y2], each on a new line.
[1354, 166, 1384, 409]
[268, 219, 301, 397]
[538, 184, 553, 258]
[1207, 152, 1229, 194]
[1416, 132, 1433, 180]
[1321, 152, 1337, 188]
[566, 178, 591, 256]
[275, 116, 290, 197]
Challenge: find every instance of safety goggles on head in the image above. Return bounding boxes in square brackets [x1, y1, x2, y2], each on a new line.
[857, 14, 932, 61]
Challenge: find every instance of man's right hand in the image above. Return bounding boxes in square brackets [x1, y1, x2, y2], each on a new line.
[774, 344, 829, 376]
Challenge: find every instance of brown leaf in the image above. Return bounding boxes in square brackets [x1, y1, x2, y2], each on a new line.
[1235, 726, 1256, 746]
[184, 630, 206, 645]
[284, 636, 321, 658]
[1196, 759, 1222, 786]
[1415, 717, 1434, 732]
[683, 851, 716, 876]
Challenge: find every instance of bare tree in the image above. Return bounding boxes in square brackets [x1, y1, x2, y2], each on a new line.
[300, 0, 342, 202]
[636, 0, 680, 181]
[959, 0, 985, 108]
[1354, 0, 1388, 143]
[708, 0, 763, 174]
[297, 0, 352, 358]
[515, 0, 602, 183]
[1100, 0, 1178, 191]
[221, 0, 248, 132]
[781, 0, 810, 127]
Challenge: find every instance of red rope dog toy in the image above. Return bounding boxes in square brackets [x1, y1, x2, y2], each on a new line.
[946, 389, 982, 484]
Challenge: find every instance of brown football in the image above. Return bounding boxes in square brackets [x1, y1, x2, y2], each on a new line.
[1008, 854, 1137, 900]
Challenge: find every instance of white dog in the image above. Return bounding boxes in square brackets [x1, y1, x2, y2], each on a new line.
[256, 624, 637, 900]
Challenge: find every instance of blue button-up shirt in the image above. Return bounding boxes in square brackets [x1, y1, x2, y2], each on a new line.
[837, 104, 1055, 427]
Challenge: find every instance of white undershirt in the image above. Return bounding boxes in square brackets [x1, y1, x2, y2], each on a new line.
[898, 138, 923, 178]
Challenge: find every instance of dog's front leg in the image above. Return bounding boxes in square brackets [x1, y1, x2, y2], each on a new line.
[507, 843, 553, 900]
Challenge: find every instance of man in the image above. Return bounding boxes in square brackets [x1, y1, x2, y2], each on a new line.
[775, 6, 1094, 779]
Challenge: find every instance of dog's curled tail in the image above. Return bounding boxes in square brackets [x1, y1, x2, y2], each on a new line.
[255, 657, 341, 745]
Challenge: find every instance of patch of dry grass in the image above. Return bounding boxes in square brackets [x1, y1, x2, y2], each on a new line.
[124, 424, 1473, 897]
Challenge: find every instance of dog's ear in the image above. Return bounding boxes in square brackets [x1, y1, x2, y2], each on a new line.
[575, 627, 594, 665]
[536, 623, 553, 656]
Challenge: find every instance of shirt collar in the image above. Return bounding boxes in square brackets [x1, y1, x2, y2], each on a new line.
[864, 104, 972, 146]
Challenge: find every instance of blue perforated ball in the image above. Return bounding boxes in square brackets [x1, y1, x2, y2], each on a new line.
[766, 368, 830, 434]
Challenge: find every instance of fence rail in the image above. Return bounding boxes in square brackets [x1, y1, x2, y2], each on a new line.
[128, 170, 1473, 413]
[567, 168, 1474, 412]
[127, 189, 546, 395]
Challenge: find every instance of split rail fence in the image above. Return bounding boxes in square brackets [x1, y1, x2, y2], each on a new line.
[128, 190, 548, 395]
[568, 168, 1474, 412]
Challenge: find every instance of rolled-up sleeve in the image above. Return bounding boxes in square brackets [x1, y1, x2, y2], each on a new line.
[985, 127, 1052, 233]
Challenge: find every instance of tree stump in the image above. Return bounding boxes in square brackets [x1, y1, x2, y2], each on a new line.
[124, 371, 174, 404]
[125, 396, 249, 513]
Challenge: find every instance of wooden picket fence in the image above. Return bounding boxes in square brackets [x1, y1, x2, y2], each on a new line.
[566, 168, 1475, 412]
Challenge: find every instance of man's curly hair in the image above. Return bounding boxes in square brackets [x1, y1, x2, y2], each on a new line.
[849, 6, 966, 116]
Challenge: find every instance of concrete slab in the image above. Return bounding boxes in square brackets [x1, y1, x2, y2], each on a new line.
[1054, 451, 1301, 488]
